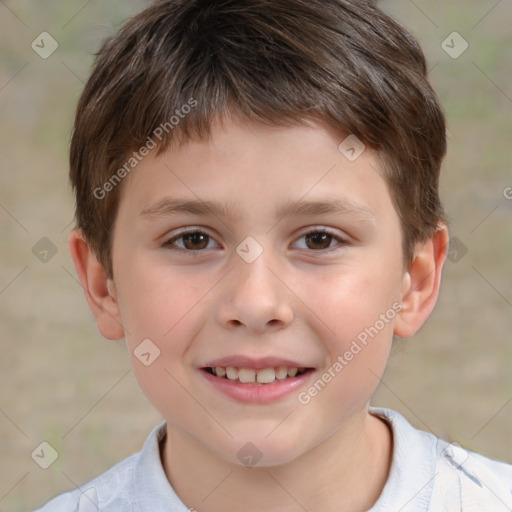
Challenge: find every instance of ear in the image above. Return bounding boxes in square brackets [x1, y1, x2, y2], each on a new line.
[69, 228, 125, 340]
[394, 223, 449, 338]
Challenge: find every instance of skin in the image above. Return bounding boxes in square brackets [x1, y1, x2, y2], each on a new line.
[70, 115, 449, 511]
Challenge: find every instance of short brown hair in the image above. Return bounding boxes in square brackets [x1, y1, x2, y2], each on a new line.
[70, 0, 446, 278]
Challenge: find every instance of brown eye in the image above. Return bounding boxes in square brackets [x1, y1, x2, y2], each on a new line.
[165, 230, 217, 251]
[181, 232, 210, 250]
[293, 228, 348, 252]
[304, 232, 334, 250]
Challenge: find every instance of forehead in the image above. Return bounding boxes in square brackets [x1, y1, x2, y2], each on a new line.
[116, 116, 396, 226]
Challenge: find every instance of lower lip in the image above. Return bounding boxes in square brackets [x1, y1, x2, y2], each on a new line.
[200, 369, 315, 403]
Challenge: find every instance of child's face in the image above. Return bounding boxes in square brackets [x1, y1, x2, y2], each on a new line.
[108, 116, 409, 465]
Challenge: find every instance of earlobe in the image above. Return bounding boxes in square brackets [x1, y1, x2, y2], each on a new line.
[68, 229, 125, 340]
[394, 223, 449, 338]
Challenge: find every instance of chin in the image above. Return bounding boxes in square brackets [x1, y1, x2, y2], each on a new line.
[217, 431, 311, 469]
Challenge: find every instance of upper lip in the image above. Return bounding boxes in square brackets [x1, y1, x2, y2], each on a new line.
[201, 356, 313, 370]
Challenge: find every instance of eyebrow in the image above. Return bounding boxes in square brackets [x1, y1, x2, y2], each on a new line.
[140, 196, 376, 223]
[140, 197, 237, 219]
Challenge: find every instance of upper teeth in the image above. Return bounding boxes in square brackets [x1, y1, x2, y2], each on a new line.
[211, 366, 306, 384]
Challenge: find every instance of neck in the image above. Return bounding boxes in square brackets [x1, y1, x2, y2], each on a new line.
[162, 408, 392, 512]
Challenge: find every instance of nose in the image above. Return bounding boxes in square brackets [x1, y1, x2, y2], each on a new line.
[216, 249, 294, 335]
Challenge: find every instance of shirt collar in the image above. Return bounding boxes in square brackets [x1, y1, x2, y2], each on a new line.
[368, 407, 437, 511]
[132, 421, 190, 511]
[130, 408, 438, 511]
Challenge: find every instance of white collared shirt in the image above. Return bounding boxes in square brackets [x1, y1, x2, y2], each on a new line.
[33, 408, 512, 511]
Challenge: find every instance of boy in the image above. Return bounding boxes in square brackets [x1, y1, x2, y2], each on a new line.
[35, 0, 512, 510]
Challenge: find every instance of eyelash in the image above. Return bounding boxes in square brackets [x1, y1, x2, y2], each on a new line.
[163, 227, 350, 254]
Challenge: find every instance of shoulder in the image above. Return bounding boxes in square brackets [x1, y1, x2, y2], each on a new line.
[32, 422, 182, 512]
[369, 407, 512, 511]
[32, 452, 140, 512]
[31, 421, 171, 511]
[470, 449, 512, 482]
[32, 421, 188, 511]
[432, 438, 512, 510]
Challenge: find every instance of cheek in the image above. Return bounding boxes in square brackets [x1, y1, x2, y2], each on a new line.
[307, 262, 401, 343]
[297, 256, 401, 397]
[116, 259, 207, 341]
[294, 273, 396, 428]
[114, 260, 209, 386]
[116, 266, 216, 423]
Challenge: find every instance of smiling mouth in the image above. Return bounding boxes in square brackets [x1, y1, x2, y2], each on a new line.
[201, 366, 313, 385]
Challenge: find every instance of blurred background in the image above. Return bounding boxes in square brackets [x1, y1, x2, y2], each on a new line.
[1, 0, 511, 509]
